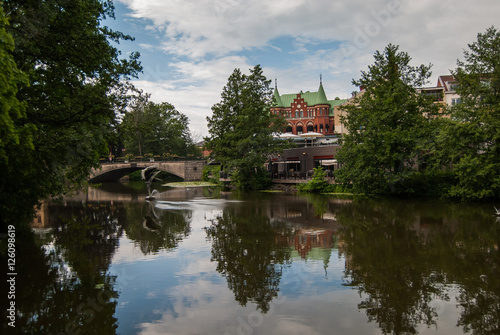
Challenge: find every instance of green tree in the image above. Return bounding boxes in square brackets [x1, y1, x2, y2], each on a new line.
[0, 0, 141, 226]
[335, 44, 440, 195]
[205, 65, 288, 190]
[120, 92, 198, 158]
[0, 7, 31, 164]
[438, 26, 500, 200]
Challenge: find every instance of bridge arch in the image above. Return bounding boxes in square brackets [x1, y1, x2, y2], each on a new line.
[89, 161, 205, 183]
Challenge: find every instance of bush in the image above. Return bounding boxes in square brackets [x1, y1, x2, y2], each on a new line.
[128, 170, 142, 181]
[202, 165, 221, 183]
[297, 167, 334, 193]
[226, 164, 272, 191]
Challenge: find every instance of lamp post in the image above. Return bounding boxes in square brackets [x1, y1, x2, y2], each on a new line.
[303, 152, 307, 179]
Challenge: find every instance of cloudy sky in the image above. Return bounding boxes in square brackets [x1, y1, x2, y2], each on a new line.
[105, 0, 500, 137]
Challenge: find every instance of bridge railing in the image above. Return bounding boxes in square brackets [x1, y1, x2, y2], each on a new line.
[99, 157, 206, 164]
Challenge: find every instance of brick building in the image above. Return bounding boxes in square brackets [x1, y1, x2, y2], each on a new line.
[270, 78, 347, 135]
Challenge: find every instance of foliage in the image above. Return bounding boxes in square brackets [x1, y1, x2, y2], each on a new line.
[205, 65, 289, 190]
[335, 44, 440, 196]
[202, 164, 221, 183]
[435, 26, 500, 200]
[231, 165, 272, 191]
[120, 91, 199, 158]
[296, 167, 333, 193]
[0, 7, 31, 164]
[0, 0, 142, 227]
[163, 181, 218, 187]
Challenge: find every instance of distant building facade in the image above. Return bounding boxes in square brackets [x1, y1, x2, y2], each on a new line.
[270, 73, 461, 147]
[418, 75, 461, 107]
[270, 78, 347, 135]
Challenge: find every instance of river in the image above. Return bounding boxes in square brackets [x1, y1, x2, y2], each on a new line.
[7, 182, 500, 334]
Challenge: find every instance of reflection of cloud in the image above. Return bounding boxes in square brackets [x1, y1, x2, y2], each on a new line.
[137, 280, 238, 335]
[111, 236, 169, 265]
[137, 282, 381, 335]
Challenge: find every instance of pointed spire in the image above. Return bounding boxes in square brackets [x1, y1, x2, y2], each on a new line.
[273, 78, 283, 107]
[317, 74, 328, 104]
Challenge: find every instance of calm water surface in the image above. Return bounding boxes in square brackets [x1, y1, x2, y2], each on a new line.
[11, 183, 500, 334]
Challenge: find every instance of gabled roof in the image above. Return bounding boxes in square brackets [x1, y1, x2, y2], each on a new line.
[437, 75, 456, 91]
[275, 83, 341, 108]
[327, 99, 348, 116]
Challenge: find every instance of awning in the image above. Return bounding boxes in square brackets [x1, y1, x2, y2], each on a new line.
[319, 159, 337, 166]
[298, 132, 324, 138]
[273, 132, 300, 139]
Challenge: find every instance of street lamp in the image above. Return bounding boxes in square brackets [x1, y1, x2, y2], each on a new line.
[303, 152, 307, 179]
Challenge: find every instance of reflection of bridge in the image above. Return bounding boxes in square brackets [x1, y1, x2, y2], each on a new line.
[89, 160, 205, 183]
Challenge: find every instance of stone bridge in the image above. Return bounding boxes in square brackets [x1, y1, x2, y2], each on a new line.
[89, 160, 205, 183]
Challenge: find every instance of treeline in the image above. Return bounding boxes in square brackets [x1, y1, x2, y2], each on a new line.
[115, 91, 200, 161]
[335, 27, 500, 201]
[0, 1, 196, 227]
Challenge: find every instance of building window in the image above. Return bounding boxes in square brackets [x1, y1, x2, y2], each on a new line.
[297, 125, 303, 134]
[452, 98, 461, 106]
[300, 109, 304, 117]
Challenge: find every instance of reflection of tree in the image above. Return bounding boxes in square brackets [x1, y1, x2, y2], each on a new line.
[53, 202, 123, 279]
[2, 201, 122, 334]
[302, 193, 330, 218]
[205, 206, 292, 313]
[338, 199, 450, 335]
[449, 210, 500, 335]
[122, 202, 191, 254]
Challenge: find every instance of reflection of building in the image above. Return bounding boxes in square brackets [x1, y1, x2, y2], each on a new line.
[32, 202, 50, 228]
[276, 228, 336, 259]
[295, 228, 335, 259]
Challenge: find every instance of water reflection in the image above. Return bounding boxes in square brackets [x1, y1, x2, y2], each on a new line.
[121, 201, 191, 255]
[12, 200, 122, 334]
[336, 198, 500, 335]
[12, 185, 500, 334]
[204, 203, 293, 313]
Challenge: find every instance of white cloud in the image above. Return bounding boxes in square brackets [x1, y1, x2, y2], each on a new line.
[132, 56, 255, 136]
[115, 0, 500, 136]
[138, 43, 156, 51]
